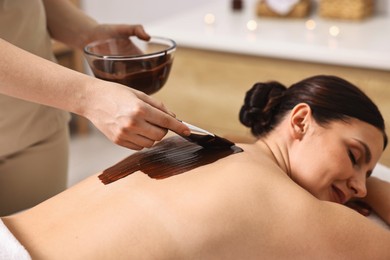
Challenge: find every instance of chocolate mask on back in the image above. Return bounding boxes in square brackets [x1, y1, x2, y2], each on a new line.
[98, 136, 243, 184]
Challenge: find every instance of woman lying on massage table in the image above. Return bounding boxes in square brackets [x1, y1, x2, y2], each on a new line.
[2, 75, 390, 259]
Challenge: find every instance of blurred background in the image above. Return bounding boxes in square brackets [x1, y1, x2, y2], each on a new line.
[81, 0, 389, 23]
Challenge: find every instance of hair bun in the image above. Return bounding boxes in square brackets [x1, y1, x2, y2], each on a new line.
[239, 81, 286, 136]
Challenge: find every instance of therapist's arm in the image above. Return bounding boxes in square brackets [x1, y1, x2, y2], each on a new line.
[42, 0, 150, 50]
[0, 38, 189, 150]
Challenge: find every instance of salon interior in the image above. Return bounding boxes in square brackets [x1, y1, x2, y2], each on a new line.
[64, 0, 390, 188]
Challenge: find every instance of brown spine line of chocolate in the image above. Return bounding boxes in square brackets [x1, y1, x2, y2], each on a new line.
[98, 136, 243, 184]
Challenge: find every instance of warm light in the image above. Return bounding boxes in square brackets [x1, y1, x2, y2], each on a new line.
[305, 19, 316, 30]
[329, 26, 340, 37]
[204, 13, 215, 25]
[246, 19, 258, 31]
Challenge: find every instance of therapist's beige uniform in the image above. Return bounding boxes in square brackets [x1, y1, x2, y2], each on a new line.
[0, 0, 71, 216]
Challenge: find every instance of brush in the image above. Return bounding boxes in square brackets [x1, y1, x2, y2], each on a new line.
[179, 120, 235, 149]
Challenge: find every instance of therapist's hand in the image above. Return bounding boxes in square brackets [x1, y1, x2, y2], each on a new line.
[84, 81, 190, 150]
[82, 24, 150, 47]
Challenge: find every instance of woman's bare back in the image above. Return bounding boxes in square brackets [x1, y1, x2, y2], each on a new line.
[4, 139, 390, 259]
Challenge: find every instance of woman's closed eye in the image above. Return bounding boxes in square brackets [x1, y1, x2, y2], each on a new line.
[348, 149, 358, 165]
[348, 145, 372, 178]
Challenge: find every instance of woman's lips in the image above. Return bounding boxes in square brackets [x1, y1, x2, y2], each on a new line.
[332, 185, 346, 204]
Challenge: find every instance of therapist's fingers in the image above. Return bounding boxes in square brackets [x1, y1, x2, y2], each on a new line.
[116, 134, 156, 151]
[108, 109, 177, 150]
[126, 121, 168, 145]
[133, 89, 174, 116]
[111, 24, 151, 40]
[118, 141, 143, 151]
[131, 25, 151, 40]
[88, 83, 190, 150]
[102, 24, 151, 41]
[134, 91, 190, 136]
[114, 108, 188, 150]
[85, 24, 151, 49]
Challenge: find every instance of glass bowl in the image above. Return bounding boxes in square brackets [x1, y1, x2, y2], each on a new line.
[84, 36, 176, 95]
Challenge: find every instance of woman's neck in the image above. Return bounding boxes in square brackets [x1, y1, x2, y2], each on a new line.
[257, 136, 291, 177]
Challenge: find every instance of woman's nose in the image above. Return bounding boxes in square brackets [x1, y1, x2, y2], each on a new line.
[347, 173, 367, 198]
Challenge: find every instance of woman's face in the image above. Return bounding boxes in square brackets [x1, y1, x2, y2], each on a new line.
[289, 118, 384, 204]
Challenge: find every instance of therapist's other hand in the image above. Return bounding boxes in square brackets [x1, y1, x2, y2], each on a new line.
[84, 82, 189, 150]
[83, 24, 150, 47]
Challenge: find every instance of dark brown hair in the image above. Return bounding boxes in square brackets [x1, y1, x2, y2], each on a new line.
[239, 75, 388, 149]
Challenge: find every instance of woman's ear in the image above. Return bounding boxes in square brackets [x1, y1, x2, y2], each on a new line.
[289, 103, 312, 139]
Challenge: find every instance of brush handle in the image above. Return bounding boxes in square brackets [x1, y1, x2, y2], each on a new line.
[179, 120, 215, 136]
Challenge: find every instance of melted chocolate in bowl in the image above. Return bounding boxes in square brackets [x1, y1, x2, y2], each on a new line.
[98, 136, 243, 184]
[84, 37, 175, 95]
[91, 56, 173, 95]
